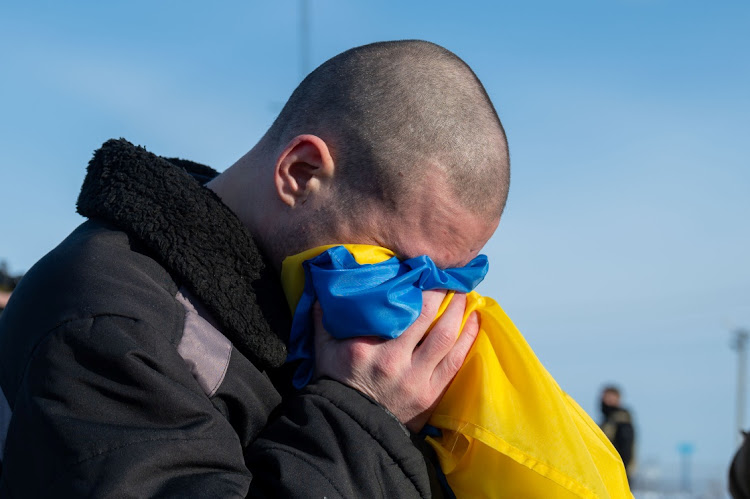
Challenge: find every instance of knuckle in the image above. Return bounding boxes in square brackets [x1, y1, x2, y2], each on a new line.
[431, 329, 458, 353]
[420, 290, 443, 318]
[444, 351, 464, 375]
[373, 352, 400, 379]
[415, 309, 435, 330]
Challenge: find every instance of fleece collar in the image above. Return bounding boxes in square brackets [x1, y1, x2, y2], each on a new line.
[76, 138, 290, 369]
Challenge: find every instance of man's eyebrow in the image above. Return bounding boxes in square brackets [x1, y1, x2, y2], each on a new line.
[378, 239, 409, 262]
[393, 248, 427, 264]
[397, 249, 455, 269]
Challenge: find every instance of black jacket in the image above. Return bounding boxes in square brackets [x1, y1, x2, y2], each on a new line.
[0, 139, 438, 498]
[600, 405, 635, 471]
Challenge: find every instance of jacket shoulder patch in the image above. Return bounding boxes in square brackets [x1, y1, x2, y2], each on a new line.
[176, 288, 232, 397]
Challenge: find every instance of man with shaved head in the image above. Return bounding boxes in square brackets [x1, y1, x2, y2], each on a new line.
[215, 40, 508, 271]
[0, 41, 508, 497]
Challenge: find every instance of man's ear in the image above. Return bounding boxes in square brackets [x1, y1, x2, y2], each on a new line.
[274, 135, 335, 207]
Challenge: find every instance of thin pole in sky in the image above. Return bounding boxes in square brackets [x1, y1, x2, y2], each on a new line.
[732, 329, 749, 444]
[677, 442, 694, 493]
[299, 0, 310, 80]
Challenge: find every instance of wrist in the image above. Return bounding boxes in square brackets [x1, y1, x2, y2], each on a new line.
[312, 377, 411, 436]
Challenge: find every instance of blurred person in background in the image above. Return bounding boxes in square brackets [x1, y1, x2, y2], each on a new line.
[0, 293, 10, 315]
[600, 384, 636, 483]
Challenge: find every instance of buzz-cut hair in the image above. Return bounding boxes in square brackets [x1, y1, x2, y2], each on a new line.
[264, 40, 510, 220]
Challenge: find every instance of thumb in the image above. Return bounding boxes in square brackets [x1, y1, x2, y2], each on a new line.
[312, 301, 336, 380]
[312, 302, 332, 351]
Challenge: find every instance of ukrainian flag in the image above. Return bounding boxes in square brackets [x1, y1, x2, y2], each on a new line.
[282, 244, 632, 499]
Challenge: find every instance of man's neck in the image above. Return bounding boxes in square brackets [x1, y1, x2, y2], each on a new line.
[206, 154, 286, 272]
[207, 154, 261, 230]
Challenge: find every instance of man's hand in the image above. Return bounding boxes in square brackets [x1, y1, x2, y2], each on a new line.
[313, 290, 479, 433]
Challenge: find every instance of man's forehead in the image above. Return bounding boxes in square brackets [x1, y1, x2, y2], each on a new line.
[347, 169, 499, 268]
[381, 205, 497, 269]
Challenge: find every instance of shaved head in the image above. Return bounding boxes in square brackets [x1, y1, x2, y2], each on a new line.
[211, 40, 513, 268]
[263, 40, 510, 222]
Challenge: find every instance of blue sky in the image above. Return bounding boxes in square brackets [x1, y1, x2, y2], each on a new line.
[2, 0, 749, 488]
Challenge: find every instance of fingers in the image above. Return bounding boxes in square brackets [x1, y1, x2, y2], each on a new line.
[310, 292, 480, 433]
[414, 292, 468, 368]
[432, 311, 479, 387]
[396, 289, 448, 349]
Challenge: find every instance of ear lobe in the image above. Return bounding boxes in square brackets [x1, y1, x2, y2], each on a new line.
[274, 135, 334, 207]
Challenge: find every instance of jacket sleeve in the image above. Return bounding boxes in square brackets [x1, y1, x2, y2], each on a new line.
[245, 379, 433, 498]
[1, 315, 433, 498]
[1, 315, 254, 498]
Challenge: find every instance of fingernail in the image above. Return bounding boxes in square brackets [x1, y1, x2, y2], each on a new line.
[469, 311, 480, 331]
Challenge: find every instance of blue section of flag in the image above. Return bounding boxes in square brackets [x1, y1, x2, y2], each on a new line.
[286, 245, 489, 388]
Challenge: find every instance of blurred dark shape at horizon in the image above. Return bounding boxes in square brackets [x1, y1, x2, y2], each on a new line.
[0, 260, 24, 313]
[729, 431, 750, 498]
